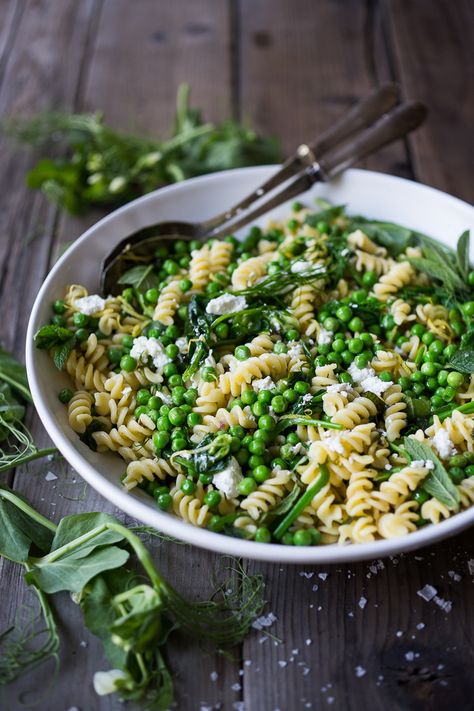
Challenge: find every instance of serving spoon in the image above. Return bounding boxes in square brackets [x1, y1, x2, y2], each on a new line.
[101, 85, 426, 294]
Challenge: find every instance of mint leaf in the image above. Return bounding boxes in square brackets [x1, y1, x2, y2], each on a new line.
[403, 437, 460, 510]
[34, 324, 74, 349]
[304, 204, 345, 228]
[117, 264, 159, 293]
[456, 230, 471, 282]
[53, 337, 75, 369]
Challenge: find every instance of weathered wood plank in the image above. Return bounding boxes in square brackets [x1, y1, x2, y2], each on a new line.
[384, 0, 474, 202]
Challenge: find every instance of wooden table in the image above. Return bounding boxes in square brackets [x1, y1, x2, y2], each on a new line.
[1, 2, 473, 709]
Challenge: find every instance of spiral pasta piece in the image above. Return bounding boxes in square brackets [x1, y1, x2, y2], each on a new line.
[123, 457, 179, 490]
[153, 280, 182, 325]
[373, 261, 414, 301]
[231, 252, 274, 290]
[67, 391, 94, 433]
[240, 470, 291, 519]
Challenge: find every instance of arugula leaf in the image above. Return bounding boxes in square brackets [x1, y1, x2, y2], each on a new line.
[117, 264, 159, 293]
[34, 324, 74, 349]
[26, 546, 130, 594]
[403, 437, 460, 510]
[448, 349, 474, 373]
[456, 230, 471, 282]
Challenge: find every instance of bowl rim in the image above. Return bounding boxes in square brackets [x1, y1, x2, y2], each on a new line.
[26, 166, 474, 564]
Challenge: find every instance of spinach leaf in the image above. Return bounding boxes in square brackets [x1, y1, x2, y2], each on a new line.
[456, 230, 471, 282]
[448, 349, 474, 373]
[403, 437, 460, 510]
[0, 347, 31, 402]
[117, 264, 159, 293]
[34, 324, 74, 349]
[183, 296, 211, 380]
[26, 545, 130, 593]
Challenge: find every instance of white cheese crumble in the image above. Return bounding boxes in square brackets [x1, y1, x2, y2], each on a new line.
[302, 393, 313, 404]
[317, 327, 333, 345]
[212, 457, 243, 499]
[321, 431, 347, 455]
[74, 294, 106, 315]
[326, 383, 355, 395]
[290, 443, 306, 456]
[252, 376, 275, 392]
[206, 294, 247, 315]
[203, 350, 217, 369]
[130, 336, 170, 372]
[290, 260, 312, 273]
[347, 363, 392, 395]
[175, 336, 188, 353]
[411, 460, 435, 470]
[431, 429, 456, 458]
[287, 341, 304, 359]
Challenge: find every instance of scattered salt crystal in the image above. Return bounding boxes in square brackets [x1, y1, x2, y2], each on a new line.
[417, 584, 437, 601]
[448, 570, 461, 582]
[358, 597, 367, 609]
[210, 671, 218, 681]
[305, 639, 312, 646]
[45, 471, 58, 481]
[299, 572, 315, 579]
[355, 666, 366, 678]
[302, 666, 311, 676]
[433, 596, 452, 613]
[347, 611, 354, 617]
[252, 611, 277, 630]
[405, 651, 416, 661]
[232, 682, 242, 691]
[79, 640, 88, 648]
[312, 584, 319, 592]
[278, 661, 287, 668]
[259, 636, 268, 644]
[396, 631, 403, 638]
[327, 698, 335, 705]
[416, 623, 425, 630]
[318, 573, 328, 581]
[292, 648, 299, 655]
[244, 660, 252, 667]
[233, 703, 245, 711]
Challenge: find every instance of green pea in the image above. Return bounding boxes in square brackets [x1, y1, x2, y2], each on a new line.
[331, 338, 344, 354]
[293, 381, 308, 395]
[449, 454, 466, 468]
[157, 415, 171, 431]
[53, 299, 67, 314]
[274, 341, 288, 354]
[317, 343, 332, 356]
[447, 371, 463, 388]
[171, 437, 187, 452]
[258, 414, 275, 431]
[162, 363, 177, 378]
[461, 301, 474, 317]
[443, 344, 457, 360]
[348, 316, 364, 332]
[442, 386, 456, 402]
[230, 398, 243, 410]
[335, 305, 352, 323]
[348, 338, 364, 354]
[308, 528, 322, 545]
[156, 492, 172, 510]
[121, 288, 134, 303]
[215, 323, 229, 339]
[293, 529, 313, 546]
[249, 439, 265, 455]
[449, 467, 465, 484]
[255, 526, 272, 543]
[398, 376, 411, 390]
[51, 315, 66, 327]
[362, 271, 377, 288]
[468, 271, 474, 287]
[254, 430, 272, 444]
[171, 386, 186, 406]
[120, 355, 137, 372]
[201, 366, 217, 382]
[412, 383, 424, 396]
[339, 372, 353, 384]
[249, 454, 265, 469]
[73, 311, 89, 328]
[430, 394, 444, 409]
[452, 321, 465, 337]
[134, 405, 148, 419]
[184, 388, 198, 406]
[147, 396, 161, 411]
[187, 412, 202, 427]
[164, 344, 178, 360]
[286, 329, 299, 341]
[167, 374, 182, 388]
[58, 388, 73, 404]
[465, 465, 474, 477]
[181, 479, 196, 495]
[281, 532, 294, 545]
[204, 490, 221, 508]
[258, 390, 273, 405]
[241, 389, 258, 406]
[421, 362, 437, 377]
[136, 389, 151, 406]
[426, 377, 438, 390]
[153, 431, 170, 450]
[271, 395, 287, 413]
[145, 288, 159, 304]
[238, 477, 257, 496]
[236, 448, 249, 466]
[411, 324, 426, 338]
[252, 400, 269, 417]
[354, 353, 370, 369]
[108, 346, 123, 363]
[253, 465, 270, 483]
[179, 278, 192, 292]
[327, 352, 342, 365]
[421, 331, 435, 345]
[168, 407, 186, 426]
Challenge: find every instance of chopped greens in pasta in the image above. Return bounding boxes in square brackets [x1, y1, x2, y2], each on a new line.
[35, 202, 474, 546]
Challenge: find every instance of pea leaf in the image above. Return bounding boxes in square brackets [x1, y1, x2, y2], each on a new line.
[110, 584, 163, 653]
[448, 349, 474, 374]
[34, 324, 74, 349]
[51, 512, 126, 555]
[0, 347, 31, 402]
[456, 230, 471, 282]
[26, 545, 130, 593]
[117, 264, 159, 293]
[0, 494, 54, 562]
[403, 437, 460, 510]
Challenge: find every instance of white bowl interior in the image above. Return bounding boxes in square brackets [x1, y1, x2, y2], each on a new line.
[26, 167, 474, 563]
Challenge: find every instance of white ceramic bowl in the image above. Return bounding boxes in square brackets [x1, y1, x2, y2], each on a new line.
[26, 167, 474, 563]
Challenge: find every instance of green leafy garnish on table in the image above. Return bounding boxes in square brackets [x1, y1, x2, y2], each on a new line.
[0, 487, 266, 708]
[6, 83, 280, 215]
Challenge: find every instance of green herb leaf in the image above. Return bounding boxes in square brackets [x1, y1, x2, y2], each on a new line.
[51, 512, 126, 554]
[53, 336, 75, 369]
[34, 324, 74, 350]
[110, 584, 163, 653]
[117, 264, 159, 293]
[26, 545, 130, 594]
[0, 347, 31, 402]
[403, 437, 460, 510]
[448, 349, 474, 373]
[0, 494, 54, 562]
[304, 204, 345, 227]
[456, 230, 471, 282]
[352, 221, 414, 256]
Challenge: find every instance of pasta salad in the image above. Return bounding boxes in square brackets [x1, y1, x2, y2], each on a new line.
[35, 201, 474, 546]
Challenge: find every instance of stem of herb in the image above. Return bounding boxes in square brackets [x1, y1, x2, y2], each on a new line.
[273, 464, 329, 540]
[0, 488, 57, 532]
[0, 446, 58, 473]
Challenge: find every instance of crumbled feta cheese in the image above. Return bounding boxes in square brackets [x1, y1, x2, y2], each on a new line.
[291, 260, 312, 273]
[348, 362, 375, 383]
[290, 443, 306, 456]
[130, 337, 170, 373]
[302, 393, 313, 404]
[203, 350, 216, 368]
[287, 341, 304, 359]
[431, 429, 456, 458]
[347, 363, 392, 395]
[93, 669, 130, 696]
[405, 651, 416, 662]
[326, 383, 355, 395]
[206, 294, 247, 315]
[252, 376, 275, 392]
[175, 336, 188, 353]
[321, 431, 347, 455]
[212, 457, 243, 499]
[74, 294, 106, 315]
[411, 460, 435, 470]
[317, 327, 332, 345]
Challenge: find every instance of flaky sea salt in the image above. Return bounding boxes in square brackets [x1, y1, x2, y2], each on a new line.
[358, 596, 367, 609]
[45, 471, 58, 482]
[417, 585, 437, 601]
[355, 666, 366, 678]
[252, 611, 277, 630]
